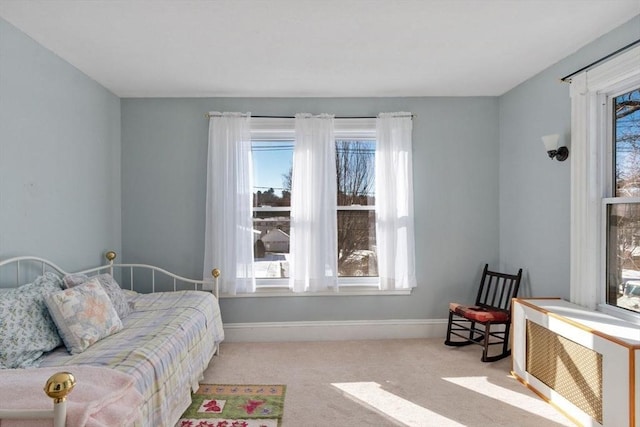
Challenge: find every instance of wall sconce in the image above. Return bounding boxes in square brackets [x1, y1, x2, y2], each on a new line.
[541, 134, 569, 162]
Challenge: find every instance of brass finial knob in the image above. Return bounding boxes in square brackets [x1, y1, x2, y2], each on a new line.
[44, 372, 76, 403]
[105, 251, 117, 262]
[212, 268, 220, 278]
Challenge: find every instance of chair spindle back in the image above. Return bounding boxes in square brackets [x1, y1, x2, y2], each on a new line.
[475, 264, 523, 312]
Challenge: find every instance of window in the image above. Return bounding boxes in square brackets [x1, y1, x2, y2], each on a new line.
[336, 139, 377, 279]
[252, 140, 293, 284]
[250, 119, 380, 288]
[569, 45, 640, 323]
[604, 88, 640, 314]
[205, 112, 414, 295]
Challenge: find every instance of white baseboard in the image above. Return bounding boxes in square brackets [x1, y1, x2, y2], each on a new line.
[222, 319, 448, 342]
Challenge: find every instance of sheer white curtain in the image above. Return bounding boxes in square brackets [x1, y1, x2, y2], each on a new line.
[376, 113, 417, 290]
[203, 112, 255, 294]
[289, 114, 338, 292]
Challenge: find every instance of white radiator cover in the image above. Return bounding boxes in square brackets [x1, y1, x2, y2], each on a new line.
[511, 298, 639, 427]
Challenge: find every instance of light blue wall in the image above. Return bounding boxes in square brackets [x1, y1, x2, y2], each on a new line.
[121, 97, 499, 322]
[5, 10, 636, 322]
[0, 18, 121, 271]
[498, 16, 640, 299]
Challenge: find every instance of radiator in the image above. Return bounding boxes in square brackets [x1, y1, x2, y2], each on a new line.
[512, 298, 639, 427]
[526, 320, 603, 423]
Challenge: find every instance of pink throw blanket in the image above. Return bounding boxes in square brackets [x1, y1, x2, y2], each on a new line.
[0, 365, 143, 427]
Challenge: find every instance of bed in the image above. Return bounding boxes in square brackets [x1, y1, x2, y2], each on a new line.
[0, 252, 225, 427]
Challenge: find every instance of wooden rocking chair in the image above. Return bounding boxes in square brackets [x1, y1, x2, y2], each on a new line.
[444, 264, 523, 362]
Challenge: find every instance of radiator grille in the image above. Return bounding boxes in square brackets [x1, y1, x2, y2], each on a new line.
[526, 320, 603, 423]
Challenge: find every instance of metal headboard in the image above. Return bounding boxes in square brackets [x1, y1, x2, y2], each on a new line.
[0, 251, 220, 299]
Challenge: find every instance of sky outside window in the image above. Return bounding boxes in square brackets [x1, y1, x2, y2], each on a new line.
[252, 140, 294, 198]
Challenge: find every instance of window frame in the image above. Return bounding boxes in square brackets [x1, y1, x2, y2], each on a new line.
[600, 84, 640, 320]
[601, 198, 640, 318]
[570, 45, 640, 324]
[248, 117, 407, 295]
[250, 135, 293, 288]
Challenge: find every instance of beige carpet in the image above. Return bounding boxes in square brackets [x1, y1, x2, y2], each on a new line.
[201, 338, 573, 427]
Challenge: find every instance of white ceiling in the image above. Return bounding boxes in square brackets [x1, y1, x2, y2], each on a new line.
[0, 0, 638, 98]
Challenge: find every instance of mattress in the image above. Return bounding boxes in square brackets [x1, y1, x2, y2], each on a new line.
[40, 290, 225, 426]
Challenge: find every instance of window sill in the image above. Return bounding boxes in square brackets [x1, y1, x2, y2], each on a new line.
[596, 303, 640, 326]
[219, 286, 413, 298]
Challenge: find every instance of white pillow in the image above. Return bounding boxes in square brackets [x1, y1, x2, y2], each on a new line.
[63, 273, 132, 319]
[45, 278, 122, 354]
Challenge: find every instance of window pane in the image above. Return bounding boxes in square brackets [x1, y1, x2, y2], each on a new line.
[337, 209, 377, 277]
[252, 140, 293, 207]
[253, 210, 290, 279]
[252, 140, 293, 279]
[336, 139, 378, 278]
[606, 203, 640, 313]
[614, 88, 640, 197]
[336, 140, 375, 206]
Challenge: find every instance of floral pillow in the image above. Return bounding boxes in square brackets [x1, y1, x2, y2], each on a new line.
[63, 273, 132, 319]
[45, 278, 123, 354]
[0, 272, 63, 368]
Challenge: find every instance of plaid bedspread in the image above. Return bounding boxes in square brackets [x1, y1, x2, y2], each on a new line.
[40, 290, 225, 427]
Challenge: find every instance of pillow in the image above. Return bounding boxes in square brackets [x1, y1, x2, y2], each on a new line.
[45, 278, 123, 354]
[0, 272, 63, 368]
[63, 273, 132, 319]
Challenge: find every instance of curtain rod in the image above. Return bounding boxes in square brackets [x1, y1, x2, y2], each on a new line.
[204, 113, 415, 119]
[560, 39, 640, 83]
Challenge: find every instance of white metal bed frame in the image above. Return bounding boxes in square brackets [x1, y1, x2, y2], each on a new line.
[0, 251, 220, 427]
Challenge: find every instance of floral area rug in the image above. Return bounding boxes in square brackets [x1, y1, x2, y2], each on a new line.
[177, 384, 286, 427]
